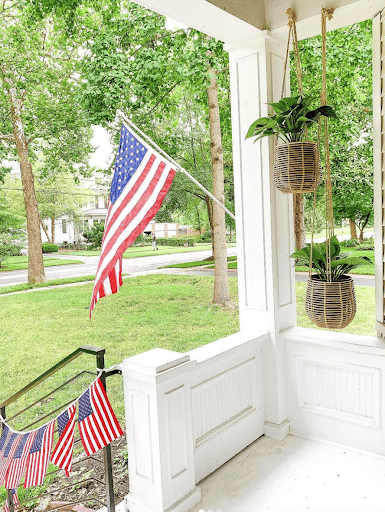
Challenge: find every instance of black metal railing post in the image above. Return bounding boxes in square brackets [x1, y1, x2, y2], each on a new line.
[96, 350, 116, 512]
[1, 407, 14, 512]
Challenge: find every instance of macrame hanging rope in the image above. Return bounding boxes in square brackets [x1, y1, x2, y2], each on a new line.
[321, 7, 335, 282]
[308, 7, 335, 280]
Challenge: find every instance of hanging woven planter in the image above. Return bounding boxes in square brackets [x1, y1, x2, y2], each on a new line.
[305, 275, 356, 329]
[273, 141, 321, 193]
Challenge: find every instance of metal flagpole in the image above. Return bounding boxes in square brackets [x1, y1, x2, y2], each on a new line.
[116, 110, 236, 221]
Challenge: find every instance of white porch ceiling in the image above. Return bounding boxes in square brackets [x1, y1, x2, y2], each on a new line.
[134, 0, 385, 44]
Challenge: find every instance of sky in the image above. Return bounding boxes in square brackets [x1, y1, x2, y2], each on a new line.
[89, 126, 114, 170]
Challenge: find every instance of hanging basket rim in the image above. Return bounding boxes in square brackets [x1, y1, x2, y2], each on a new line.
[276, 141, 318, 148]
[308, 274, 354, 284]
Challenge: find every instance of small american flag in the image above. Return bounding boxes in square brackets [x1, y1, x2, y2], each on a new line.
[24, 420, 55, 488]
[4, 489, 20, 512]
[51, 404, 76, 476]
[89, 123, 176, 315]
[78, 378, 123, 456]
[5, 431, 36, 489]
[0, 434, 21, 486]
[0, 426, 10, 459]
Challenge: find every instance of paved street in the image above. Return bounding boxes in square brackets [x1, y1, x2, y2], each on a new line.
[0, 248, 237, 288]
[0, 246, 375, 289]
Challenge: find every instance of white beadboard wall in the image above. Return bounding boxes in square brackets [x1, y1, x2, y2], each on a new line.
[285, 328, 385, 455]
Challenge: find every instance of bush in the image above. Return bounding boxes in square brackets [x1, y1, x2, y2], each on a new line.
[156, 237, 195, 247]
[133, 233, 152, 246]
[356, 244, 374, 251]
[341, 238, 359, 247]
[82, 222, 105, 250]
[42, 243, 59, 253]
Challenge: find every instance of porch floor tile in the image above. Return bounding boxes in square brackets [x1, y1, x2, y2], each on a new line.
[191, 434, 385, 512]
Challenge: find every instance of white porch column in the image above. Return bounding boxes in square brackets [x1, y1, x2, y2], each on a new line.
[227, 32, 296, 438]
[120, 348, 201, 512]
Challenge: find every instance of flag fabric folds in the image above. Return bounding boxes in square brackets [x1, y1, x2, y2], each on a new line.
[0, 434, 21, 486]
[78, 378, 123, 456]
[51, 404, 76, 476]
[5, 431, 36, 489]
[24, 420, 55, 488]
[4, 489, 20, 512]
[89, 123, 176, 315]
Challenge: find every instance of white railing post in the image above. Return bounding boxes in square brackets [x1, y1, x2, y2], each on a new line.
[120, 348, 200, 512]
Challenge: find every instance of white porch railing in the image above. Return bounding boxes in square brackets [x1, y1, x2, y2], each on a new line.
[119, 330, 268, 512]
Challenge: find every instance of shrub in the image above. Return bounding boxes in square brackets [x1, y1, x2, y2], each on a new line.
[341, 238, 359, 247]
[82, 222, 105, 249]
[133, 233, 152, 246]
[356, 244, 374, 251]
[156, 237, 195, 247]
[42, 243, 59, 253]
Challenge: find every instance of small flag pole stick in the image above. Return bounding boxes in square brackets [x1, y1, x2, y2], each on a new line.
[117, 110, 236, 221]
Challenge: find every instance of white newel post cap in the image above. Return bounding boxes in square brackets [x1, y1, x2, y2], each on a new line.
[119, 349, 201, 512]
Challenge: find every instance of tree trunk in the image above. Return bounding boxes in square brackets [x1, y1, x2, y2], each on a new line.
[8, 86, 45, 283]
[293, 194, 306, 250]
[207, 67, 232, 306]
[204, 195, 215, 261]
[51, 215, 55, 244]
[39, 218, 51, 244]
[359, 212, 371, 243]
[349, 219, 358, 239]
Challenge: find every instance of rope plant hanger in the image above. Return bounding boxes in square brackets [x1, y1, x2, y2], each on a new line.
[303, 8, 359, 329]
[245, 10, 336, 193]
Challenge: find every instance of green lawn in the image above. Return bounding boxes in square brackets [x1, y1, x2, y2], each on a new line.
[296, 281, 376, 336]
[0, 256, 83, 272]
[0, 274, 239, 431]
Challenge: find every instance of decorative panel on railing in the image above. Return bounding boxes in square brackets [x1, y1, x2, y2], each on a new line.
[191, 358, 257, 446]
[297, 357, 381, 428]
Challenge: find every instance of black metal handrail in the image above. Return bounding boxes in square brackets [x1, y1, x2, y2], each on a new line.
[0, 345, 119, 512]
[0, 345, 105, 410]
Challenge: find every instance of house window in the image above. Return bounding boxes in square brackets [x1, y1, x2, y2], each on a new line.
[95, 196, 99, 208]
[62, 219, 67, 233]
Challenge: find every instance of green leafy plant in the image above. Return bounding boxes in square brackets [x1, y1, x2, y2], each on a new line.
[290, 236, 372, 281]
[246, 95, 337, 143]
[42, 242, 59, 253]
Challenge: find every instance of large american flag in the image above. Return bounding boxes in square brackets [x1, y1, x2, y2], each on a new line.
[0, 433, 21, 486]
[24, 420, 55, 488]
[78, 378, 123, 456]
[5, 431, 36, 489]
[51, 404, 76, 476]
[89, 123, 176, 315]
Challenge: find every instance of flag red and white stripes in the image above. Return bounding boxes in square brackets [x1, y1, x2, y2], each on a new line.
[78, 378, 123, 456]
[89, 123, 176, 315]
[0, 434, 21, 486]
[51, 404, 76, 476]
[5, 431, 36, 489]
[24, 420, 55, 488]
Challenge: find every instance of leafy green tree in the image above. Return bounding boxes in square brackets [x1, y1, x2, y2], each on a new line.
[292, 20, 373, 241]
[78, 4, 235, 304]
[0, 3, 95, 282]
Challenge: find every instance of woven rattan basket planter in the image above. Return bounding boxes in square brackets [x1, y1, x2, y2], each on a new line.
[306, 275, 356, 329]
[274, 141, 321, 193]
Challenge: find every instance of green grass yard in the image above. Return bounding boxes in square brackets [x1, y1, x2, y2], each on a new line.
[0, 274, 239, 431]
[0, 256, 83, 272]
